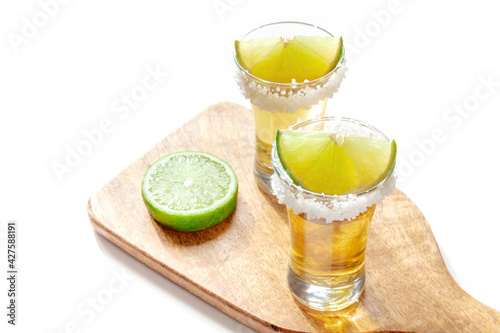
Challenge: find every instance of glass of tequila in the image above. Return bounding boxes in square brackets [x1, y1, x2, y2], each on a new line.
[234, 21, 347, 193]
[271, 117, 397, 311]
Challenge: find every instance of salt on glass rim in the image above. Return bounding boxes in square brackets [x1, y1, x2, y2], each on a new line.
[234, 58, 348, 114]
[270, 141, 397, 223]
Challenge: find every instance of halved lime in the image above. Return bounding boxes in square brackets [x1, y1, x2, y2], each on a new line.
[276, 130, 397, 195]
[141, 151, 238, 231]
[235, 36, 343, 84]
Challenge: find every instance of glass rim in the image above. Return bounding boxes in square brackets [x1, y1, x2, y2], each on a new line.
[233, 21, 345, 88]
[271, 116, 396, 201]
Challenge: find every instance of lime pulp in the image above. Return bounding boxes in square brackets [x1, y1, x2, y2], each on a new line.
[141, 151, 238, 231]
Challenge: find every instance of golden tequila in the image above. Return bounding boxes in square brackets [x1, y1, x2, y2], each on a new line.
[234, 22, 346, 193]
[271, 117, 396, 311]
[288, 205, 375, 287]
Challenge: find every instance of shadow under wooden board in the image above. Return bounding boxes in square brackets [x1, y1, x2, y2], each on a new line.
[87, 102, 500, 333]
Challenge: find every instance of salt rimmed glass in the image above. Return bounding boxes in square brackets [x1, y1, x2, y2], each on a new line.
[271, 117, 396, 311]
[234, 21, 347, 193]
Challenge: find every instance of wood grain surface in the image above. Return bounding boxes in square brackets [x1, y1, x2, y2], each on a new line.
[87, 102, 500, 333]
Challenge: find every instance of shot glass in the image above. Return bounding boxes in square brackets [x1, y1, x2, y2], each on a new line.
[271, 117, 397, 311]
[234, 21, 347, 193]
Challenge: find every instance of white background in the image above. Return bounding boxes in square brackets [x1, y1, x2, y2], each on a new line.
[1, 0, 499, 332]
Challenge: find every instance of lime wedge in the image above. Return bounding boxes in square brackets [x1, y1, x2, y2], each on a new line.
[141, 152, 238, 231]
[235, 36, 343, 84]
[276, 130, 397, 195]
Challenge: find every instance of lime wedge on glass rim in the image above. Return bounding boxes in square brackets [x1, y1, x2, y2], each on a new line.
[276, 130, 397, 195]
[235, 35, 343, 83]
[141, 151, 238, 231]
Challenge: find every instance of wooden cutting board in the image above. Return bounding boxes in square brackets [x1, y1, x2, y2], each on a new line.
[87, 102, 500, 333]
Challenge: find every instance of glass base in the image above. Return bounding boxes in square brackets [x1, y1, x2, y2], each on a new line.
[287, 266, 365, 311]
[254, 159, 274, 194]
